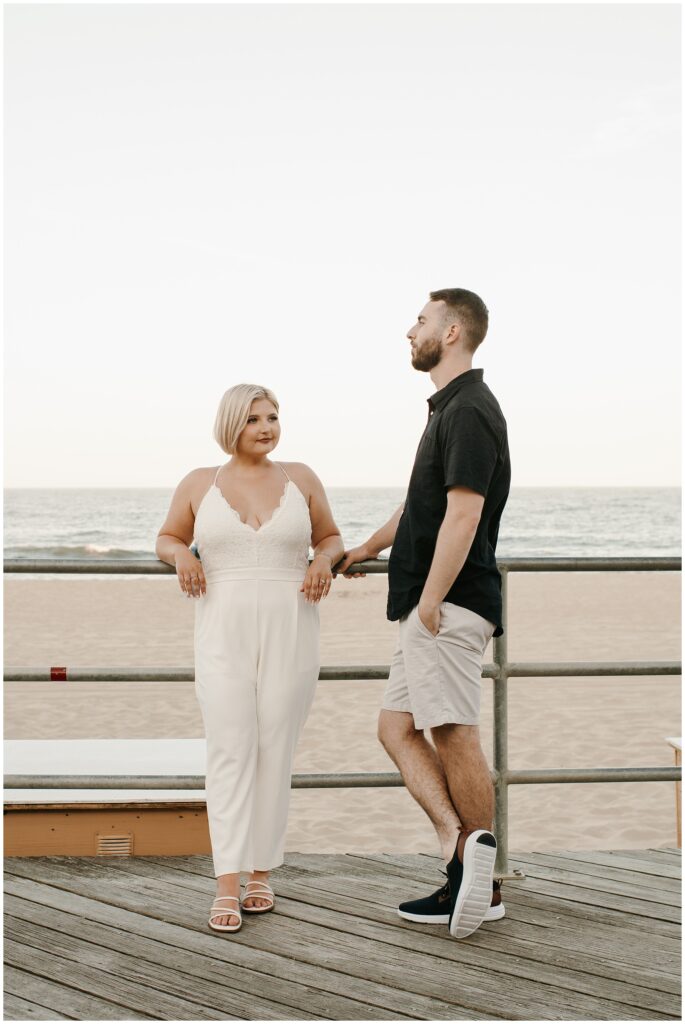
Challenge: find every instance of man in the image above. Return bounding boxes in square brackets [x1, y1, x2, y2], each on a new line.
[336, 288, 510, 939]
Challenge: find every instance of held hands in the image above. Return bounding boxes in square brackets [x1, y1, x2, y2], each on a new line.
[332, 543, 375, 579]
[301, 553, 333, 604]
[417, 597, 441, 636]
[175, 549, 207, 598]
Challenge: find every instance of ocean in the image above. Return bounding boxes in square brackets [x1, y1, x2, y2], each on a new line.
[3, 487, 681, 561]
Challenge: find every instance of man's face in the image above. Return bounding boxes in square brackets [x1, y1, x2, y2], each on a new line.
[407, 301, 448, 372]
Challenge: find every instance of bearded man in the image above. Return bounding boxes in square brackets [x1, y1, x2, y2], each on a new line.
[337, 288, 511, 938]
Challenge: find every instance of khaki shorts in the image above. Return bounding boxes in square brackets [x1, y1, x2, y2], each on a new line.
[382, 602, 496, 730]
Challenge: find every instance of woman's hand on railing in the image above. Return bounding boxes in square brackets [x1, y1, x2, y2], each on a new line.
[301, 554, 333, 603]
[174, 548, 206, 598]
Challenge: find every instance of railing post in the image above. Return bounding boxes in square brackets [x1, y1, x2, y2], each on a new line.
[492, 567, 510, 877]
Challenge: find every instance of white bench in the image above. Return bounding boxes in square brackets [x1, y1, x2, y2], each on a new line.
[4, 739, 210, 856]
[4, 738, 207, 805]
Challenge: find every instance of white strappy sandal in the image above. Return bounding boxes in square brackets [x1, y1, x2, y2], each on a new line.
[241, 881, 275, 914]
[208, 895, 242, 933]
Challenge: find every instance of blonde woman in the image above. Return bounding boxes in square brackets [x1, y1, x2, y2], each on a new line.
[156, 384, 344, 933]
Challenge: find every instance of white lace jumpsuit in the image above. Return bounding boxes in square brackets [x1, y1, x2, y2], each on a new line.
[193, 463, 320, 876]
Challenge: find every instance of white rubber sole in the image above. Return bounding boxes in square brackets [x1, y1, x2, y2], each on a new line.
[397, 902, 505, 925]
[449, 830, 498, 939]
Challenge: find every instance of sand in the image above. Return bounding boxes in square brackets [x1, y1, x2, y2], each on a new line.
[4, 571, 681, 855]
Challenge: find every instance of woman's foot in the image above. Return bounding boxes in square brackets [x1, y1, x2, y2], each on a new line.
[242, 870, 273, 910]
[212, 872, 241, 927]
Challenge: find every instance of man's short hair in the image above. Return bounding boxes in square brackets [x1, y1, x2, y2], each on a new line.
[429, 288, 489, 353]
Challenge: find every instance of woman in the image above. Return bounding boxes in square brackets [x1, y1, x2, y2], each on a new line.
[156, 384, 344, 933]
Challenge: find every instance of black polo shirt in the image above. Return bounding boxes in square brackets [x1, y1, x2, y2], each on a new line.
[387, 368, 510, 635]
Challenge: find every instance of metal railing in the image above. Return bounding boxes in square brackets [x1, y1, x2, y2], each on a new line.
[5, 555, 682, 875]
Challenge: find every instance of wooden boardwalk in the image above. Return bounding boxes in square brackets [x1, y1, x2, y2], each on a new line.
[4, 848, 681, 1021]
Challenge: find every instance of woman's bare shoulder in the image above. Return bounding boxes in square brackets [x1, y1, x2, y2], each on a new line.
[172, 466, 217, 507]
[281, 461, 318, 476]
[177, 466, 218, 489]
[281, 462, 318, 486]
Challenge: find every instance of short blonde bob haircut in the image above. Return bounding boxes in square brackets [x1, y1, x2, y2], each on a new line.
[213, 384, 280, 455]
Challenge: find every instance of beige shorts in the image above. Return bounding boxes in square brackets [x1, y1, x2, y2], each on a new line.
[382, 602, 496, 730]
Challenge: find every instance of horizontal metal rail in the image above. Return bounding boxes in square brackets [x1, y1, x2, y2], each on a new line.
[4, 556, 681, 575]
[5, 660, 680, 682]
[5, 666, 392, 682]
[5, 772, 405, 790]
[505, 767, 681, 784]
[6, 766, 680, 791]
[504, 661, 680, 677]
[4, 554, 681, 875]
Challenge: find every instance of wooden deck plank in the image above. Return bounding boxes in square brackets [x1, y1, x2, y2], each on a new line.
[152, 851, 681, 956]
[5, 862, 563, 1022]
[329, 843, 679, 954]
[506, 873, 680, 922]
[3, 875, 492, 1021]
[506, 851, 681, 893]
[546, 849, 682, 881]
[344, 849, 682, 908]
[611, 848, 682, 864]
[5, 948, 223, 1021]
[504, 857, 678, 907]
[347, 850, 675, 907]
[270, 878, 681, 1011]
[274, 873, 681, 993]
[275, 851, 683, 940]
[4, 860, 658, 1022]
[4, 852, 681, 1022]
[3, 992, 70, 1021]
[10, 854, 679, 1020]
[4, 966, 154, 1020]
[5, 894, 417, 1022]
[136, 853, 681, 979]
[137, 850, 680, 974]
[5, 921, 321, 1022]
[350, 852, 682, 929]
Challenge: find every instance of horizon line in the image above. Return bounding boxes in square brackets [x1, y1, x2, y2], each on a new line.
[3, 483, 682, 491]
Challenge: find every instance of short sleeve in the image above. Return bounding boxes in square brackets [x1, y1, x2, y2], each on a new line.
[440, 406, 501, 497]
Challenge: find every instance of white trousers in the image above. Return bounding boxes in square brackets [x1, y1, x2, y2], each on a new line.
[194, 568, 319, 876]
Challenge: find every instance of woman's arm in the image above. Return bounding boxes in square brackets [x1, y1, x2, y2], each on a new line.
[156, 469, 207, 597]
[288, 464, 344, 602]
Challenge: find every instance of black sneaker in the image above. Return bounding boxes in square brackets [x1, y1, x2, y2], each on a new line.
[398, 876, 505, 925]
[447, 829, 498, 938]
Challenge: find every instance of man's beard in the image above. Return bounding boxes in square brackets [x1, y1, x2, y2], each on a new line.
[411, 336, 443, 372]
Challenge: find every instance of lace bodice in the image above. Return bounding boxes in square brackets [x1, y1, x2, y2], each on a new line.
[193, 465, 312, 576]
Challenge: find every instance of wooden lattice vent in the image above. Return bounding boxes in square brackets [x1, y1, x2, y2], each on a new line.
[96, 832, 134, 856]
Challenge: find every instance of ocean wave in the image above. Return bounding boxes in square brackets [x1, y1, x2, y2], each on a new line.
[4, 545, 156, 561]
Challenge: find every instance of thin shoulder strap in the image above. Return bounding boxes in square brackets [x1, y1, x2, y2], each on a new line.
[213, 463, 227, 486]
[277, 463, 291, 481]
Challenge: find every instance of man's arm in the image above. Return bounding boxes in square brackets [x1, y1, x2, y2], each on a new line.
[417, 487, 484, 634]
[334, 501, 405, 577]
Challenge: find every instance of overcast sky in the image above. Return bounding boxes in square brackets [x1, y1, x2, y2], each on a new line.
[4, 3, 681, 488]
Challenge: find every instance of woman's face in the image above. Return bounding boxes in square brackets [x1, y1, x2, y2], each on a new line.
[236, 398, 281, 457]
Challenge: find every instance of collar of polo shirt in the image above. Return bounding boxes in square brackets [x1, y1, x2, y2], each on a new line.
[427, 368, 485, 417]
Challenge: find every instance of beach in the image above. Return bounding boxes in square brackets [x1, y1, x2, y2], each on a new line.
[4, 571, 681, 855]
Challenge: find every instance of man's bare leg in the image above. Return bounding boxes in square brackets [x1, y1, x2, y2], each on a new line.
[430, 723, 494, 835]
[377, 708, 461, 861]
